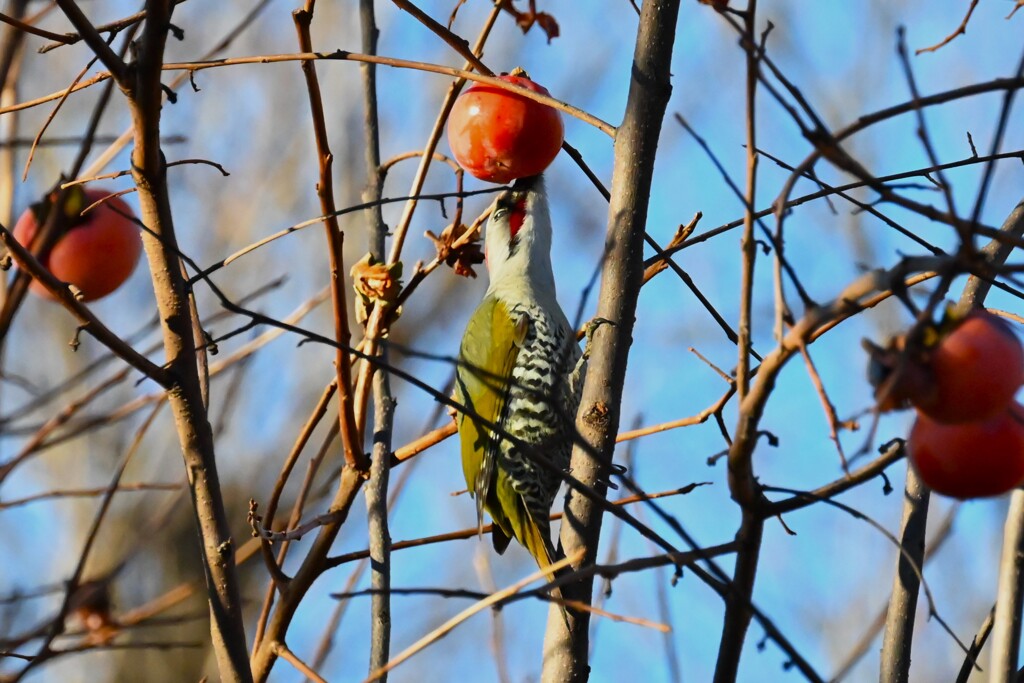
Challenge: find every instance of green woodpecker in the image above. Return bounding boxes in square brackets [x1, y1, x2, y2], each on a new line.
[455, 174, 583, 575]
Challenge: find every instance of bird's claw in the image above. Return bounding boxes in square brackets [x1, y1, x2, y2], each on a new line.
[582, 317, 615, 360]
[599, 462, 627, 489]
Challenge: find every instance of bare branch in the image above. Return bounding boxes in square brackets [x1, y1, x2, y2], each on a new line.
[878, 468, 930, 682]
[990, 491, 1024, 679]
[368, 551, 584, 683]
[52, 0, 128, 84]
[916, 0, 979, 54]
[124, 1, 253, 679]
[292, 4, 364, 473]
[0, 11, 71, 43]
[541, 1, 681, 679]
[361, 0, 394, 675]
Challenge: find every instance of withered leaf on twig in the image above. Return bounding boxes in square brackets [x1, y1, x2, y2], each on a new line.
[68, 579, 120, 646]
[351, 254, 403, 324]
[426, 222, 485, 279]
[499, 0, 560, 43]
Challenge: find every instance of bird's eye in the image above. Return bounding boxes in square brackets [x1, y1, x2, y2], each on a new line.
[493, 206, 509, 219]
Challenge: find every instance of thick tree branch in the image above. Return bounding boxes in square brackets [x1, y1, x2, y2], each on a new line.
[881, 200, 1024, 682]
[360, 0, 394, 676]
[983, 200, 1024, 682]
[126, 1, 252, 681]
[878, 468, 929, 683]
[989, 497, 1024, 681]
[540, 2, 680, 680]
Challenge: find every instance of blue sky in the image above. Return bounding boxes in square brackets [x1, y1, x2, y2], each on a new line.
[4, 1, 1024, 681]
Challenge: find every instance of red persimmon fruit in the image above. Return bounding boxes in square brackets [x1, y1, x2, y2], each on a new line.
[447, 70, 564, 184]
[917, 310, 1024, 423]
[13, 188, 142, 302]
[909, 403, 1024, 499]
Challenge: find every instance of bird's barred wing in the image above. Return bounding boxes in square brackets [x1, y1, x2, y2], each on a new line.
[455, 296, 524, 533]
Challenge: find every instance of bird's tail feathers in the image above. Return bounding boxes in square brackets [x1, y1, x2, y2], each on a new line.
[518, 516, 574, 632]
[519, 516, 558, 582]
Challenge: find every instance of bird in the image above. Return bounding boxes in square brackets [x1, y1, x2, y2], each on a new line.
[454, 174, 584, 577]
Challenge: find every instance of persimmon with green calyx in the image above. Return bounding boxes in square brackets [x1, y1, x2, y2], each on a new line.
[13, 187, 143, 302]
[865, 309, 1024, 421]
[447, 67, 564, 184]
[916, 310, 1024, 423]
[909, 403, 1024, 499]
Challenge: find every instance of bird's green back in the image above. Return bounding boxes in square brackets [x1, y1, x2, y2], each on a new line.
[455, 294, 520, 499]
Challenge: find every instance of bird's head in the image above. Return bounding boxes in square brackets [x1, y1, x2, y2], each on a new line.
[484, 175, 554, 287]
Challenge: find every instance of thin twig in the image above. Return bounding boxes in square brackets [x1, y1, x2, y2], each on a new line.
[38, 0, 191, 53]
[310, 450, 424, 677]
[915, 0, 979, 54]
[326, 483, 710, 568]
[390, 0, 489, 74]
[254, 382, 349, 634]
[831, 505, 959, 682]
[763, 440, 904, 517]
[473, 550, 513, 683]
[1, 50, 616, 135]
[14, 402, 162, 679]
[0, 224, 171, 387]
[22, 53, 98, 180]
[271, 641, 327, 683]
[253, 415, 339, 650]
[292, 4, 364, 472]
[0, 10, 70, 42]
[765, 484, 975, 666]
[958, 605, 996, 683]
[896, 28, 964, 245]
[192, 189, 499, 286]
[798, 342, 852, 471]
[715, 3, 766, 679]
[365, 551, 585, 683]
[0, 482, 182, 510]
[52, 0, 128, 84]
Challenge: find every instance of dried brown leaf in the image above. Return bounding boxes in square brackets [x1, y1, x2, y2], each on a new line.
[533, 12, 560, 41]
[68, 580, 120, 645]
[426, 222, 485, 279]
[351, 254, 404, 323]
[499, 0, 560, 43]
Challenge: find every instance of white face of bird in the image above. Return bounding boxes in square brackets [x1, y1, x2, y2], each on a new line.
[484, 175, 553, 284]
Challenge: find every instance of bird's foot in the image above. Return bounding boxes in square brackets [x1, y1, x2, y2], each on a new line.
[581, 317, 615, 361]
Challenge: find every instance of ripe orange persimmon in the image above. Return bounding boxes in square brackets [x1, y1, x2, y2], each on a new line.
[13, 188, 143, 302]
[447, 71, 564, 184]
[917, 311, 1024, 423]
[909, 403, 1024, 499]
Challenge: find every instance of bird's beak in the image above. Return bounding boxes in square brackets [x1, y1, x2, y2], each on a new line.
[510, 174, 542, 192]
